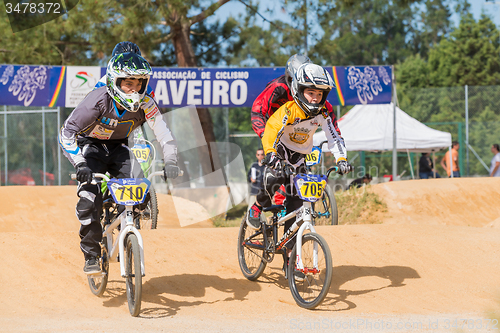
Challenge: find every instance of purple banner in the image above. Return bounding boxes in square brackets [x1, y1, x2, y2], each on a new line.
[0, 65, 392, 108]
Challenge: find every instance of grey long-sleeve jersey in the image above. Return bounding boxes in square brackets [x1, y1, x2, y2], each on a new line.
[59, 87, 177, 167]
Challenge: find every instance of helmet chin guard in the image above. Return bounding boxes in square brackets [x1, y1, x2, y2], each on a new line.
[106, 53, 151, 112]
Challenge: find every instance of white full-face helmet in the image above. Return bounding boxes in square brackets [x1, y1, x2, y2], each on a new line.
[284, 54, 311, 90]
[291, 63, 335, 117]
[106, 52, 151, 112]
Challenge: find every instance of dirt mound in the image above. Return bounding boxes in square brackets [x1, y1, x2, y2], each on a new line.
[1, 179, 500, 332]
[369, 177, 500, 227]
[0, 186, 212, 232]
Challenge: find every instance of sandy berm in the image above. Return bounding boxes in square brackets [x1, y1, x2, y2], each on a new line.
[1, 177, 500, 332]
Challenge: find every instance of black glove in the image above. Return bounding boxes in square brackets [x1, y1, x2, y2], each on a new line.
[164, 163, 180, 179]
[337, 160, 354, 175]
[76, 163, 93, 184]
[263, 152, 282, 170]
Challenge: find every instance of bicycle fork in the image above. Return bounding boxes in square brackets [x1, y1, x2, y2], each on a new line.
[105, 206, 146, 277]
[292, 202, 318, 272]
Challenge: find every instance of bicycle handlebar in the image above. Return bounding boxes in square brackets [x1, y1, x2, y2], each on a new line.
[275, 163, 340, 178]
[70, 169, 184, 183]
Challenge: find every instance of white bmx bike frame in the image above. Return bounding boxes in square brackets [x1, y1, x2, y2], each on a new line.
[89, 171, 165, 278]
[274, 189, 320, 272]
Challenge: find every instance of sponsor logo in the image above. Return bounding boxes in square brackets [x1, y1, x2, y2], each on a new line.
[89, 125, 114, 140]
[70, 71, 97, 90]
[282, 115, 289, 125]
[296, 206, 304, 220]
[100, 117, 118, 127]
[145, 106, 159, 120]
[289, 127, 310, 144]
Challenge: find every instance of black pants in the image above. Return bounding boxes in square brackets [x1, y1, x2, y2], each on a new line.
[77, 141, 144, 260]
[256, 145, 307, 250]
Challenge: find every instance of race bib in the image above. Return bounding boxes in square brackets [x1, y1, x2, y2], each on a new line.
[131, 144, 151, 163]
[305, 146, 321, 167]
[107, 178, 151, 205]
[294, 174, 327, 202]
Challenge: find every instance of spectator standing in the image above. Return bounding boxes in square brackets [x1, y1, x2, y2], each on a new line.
[490, 144, 500, 177]
[419, 153, 441, 179]
[247, 148, 266, 204]
[440, 141, 460, 178]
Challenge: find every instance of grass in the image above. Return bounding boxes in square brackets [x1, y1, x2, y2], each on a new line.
[334, 185, 388, 225]
[211, 202, 248, 227]
[211, 186, 388, 227]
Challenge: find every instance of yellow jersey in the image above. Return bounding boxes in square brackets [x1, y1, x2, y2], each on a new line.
[261, 101, 347, 162]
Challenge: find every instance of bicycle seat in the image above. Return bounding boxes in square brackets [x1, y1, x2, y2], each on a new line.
[263, 205, 285, 213]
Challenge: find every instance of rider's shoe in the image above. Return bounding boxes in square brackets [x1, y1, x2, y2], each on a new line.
[83, 257, 101, 275]
[246, 203, 262, 230]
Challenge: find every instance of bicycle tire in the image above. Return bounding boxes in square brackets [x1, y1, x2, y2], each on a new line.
[313, 186, 338, 225]
[237, 213, 267, 281]
[139, 186, 158, 229]
[288, 233, 333, 309]
[87, 236, 109, 297]
[125, 233, 142, 317]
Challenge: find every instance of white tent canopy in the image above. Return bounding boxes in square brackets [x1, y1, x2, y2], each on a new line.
[314, 103, 452, 153]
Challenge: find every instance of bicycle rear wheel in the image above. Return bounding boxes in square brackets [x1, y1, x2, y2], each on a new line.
[288, 233, 333, 309]
[313, 186, 338, 225]
[87, 237, 109, 296]
[237, 213, 267, 281]
[125, 233, 142, 316]
[138, 186, 158, 229]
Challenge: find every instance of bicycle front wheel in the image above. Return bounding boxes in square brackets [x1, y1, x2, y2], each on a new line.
[237, 213, 267, 281]
[125, 233, 142, 316]
[313, 186, 338, 225]
[87, 236, 109, 297]
[288, 233, 333, 309]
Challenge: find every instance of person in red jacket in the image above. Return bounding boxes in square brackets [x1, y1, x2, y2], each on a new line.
[251, 54, 342, 139]
[250, 54, 343, 205]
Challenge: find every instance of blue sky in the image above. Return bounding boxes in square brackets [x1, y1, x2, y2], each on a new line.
[212, 0, 500, 29]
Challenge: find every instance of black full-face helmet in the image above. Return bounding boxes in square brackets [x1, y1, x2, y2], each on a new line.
[112, 41, 142, 57]
[284, 54, 311, 90]
[291, 63, 335, 117]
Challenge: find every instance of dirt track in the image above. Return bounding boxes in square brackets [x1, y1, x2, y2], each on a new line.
[1, 178, 500, 332]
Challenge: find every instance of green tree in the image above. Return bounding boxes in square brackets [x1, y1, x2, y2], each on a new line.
[311, 0, 457, 66]
[1, 0, 242, 186]
[428, 14, 500, 87]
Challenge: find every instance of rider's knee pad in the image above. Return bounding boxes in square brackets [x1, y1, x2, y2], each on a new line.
[76, 194, 95, 226]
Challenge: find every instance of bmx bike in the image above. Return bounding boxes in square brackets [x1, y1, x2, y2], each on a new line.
[130, 137, 159, 229]
[73, 170, 166, 316]
[305, 141, 338, 225]
[238, 165, 340, 309]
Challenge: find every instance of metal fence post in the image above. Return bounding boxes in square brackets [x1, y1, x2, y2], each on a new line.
[3, 105, 7, 185]
[458, 122, 464, 175]
[58, 107, 61, 186]
[392, 66, 398, 180]
[42, 106, 46, 185]
[465, 84, 469, 177]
